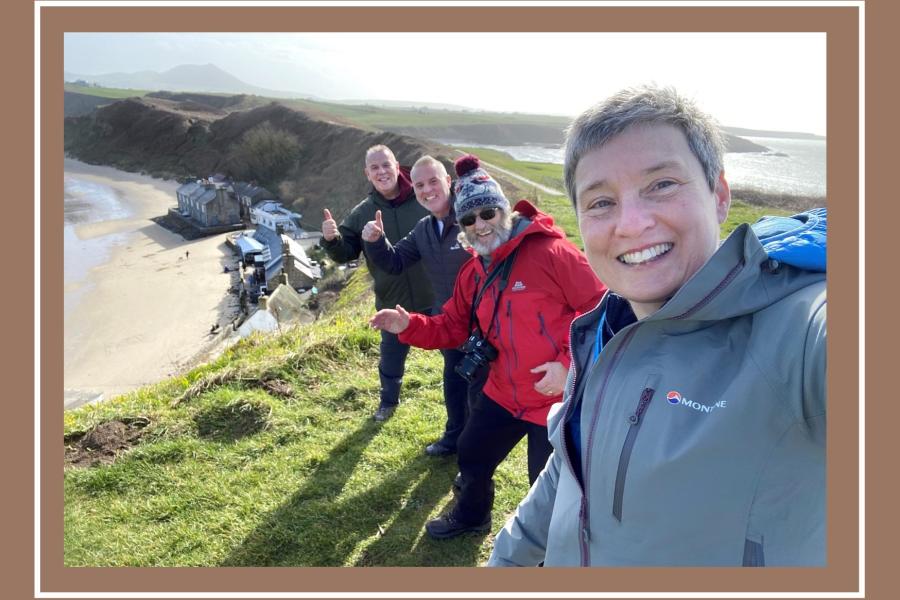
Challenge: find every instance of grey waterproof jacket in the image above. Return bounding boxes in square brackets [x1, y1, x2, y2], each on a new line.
[489, 221, 826, 566]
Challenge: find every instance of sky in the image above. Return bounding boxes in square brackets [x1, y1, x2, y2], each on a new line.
[64, 31, 827, 136]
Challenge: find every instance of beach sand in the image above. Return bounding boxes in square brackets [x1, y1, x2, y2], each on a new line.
[64, 159, 241, 409]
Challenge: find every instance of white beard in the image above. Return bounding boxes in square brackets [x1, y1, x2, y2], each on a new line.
[467, 220, 513, 257]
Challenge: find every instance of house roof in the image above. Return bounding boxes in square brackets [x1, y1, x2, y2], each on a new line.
[197, 187, 218, 205]
[233, 182, 276, 202]
[177, 181, 203, 196]
[252, 225, 282, 254]
[235, 235, 265, 254]
[264, 235, 320, 282]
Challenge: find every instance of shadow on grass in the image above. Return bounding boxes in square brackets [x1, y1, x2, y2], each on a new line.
[220, 421, 485, 567]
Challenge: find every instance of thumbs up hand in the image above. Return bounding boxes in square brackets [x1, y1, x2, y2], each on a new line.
[322, 208, 339, 241]
[362, 209, 385, 243]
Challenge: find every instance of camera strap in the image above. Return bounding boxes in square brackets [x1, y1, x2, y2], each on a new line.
[467, 247, 520, 337]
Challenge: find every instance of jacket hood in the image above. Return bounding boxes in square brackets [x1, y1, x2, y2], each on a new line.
[488, 200, 564, 262]
[752, 207, 826, 272]
[646, 208, 827, 324]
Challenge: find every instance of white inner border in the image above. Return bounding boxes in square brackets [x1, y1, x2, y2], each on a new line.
[38, 1, 865, 598]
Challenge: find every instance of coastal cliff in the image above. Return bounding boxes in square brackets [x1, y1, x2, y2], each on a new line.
[64, 96, 456, 225]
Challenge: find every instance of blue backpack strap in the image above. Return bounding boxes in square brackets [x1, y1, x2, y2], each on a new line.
[751, 207, 827, 272]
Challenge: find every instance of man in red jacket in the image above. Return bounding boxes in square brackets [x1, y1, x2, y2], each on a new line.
[371, 155, 606, 539]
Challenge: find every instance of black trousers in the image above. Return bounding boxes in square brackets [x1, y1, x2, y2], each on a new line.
[451, 390, 553, 525]
[438, 348, 471, 448]
[378, 330, 411, 408]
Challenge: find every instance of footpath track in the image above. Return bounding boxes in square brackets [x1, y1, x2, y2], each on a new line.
[452, 149, 565, 197]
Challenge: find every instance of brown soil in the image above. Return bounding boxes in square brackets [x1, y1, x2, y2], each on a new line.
[260, 378, 293, 398]
[64, 417, 150, 468]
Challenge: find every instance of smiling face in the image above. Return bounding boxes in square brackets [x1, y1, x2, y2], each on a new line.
[411, 161, 452, 218]
[574, 123, 731, 319]
[462, 207, 512, 257]
[364, 148, 401, 199]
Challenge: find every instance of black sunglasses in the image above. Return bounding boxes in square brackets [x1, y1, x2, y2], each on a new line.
[459, 207, 498, 227]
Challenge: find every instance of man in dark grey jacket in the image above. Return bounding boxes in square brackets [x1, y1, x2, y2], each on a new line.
[321, 145, 434, 422]
[362, 156, 474, 455]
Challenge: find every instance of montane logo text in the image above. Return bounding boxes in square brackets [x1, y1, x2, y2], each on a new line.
[511, 281, 527, 292]
[666, 391, 727, 413]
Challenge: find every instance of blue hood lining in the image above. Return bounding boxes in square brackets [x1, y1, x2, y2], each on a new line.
[751, 207, 826, 272]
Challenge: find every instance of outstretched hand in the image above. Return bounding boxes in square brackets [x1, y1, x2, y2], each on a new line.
[530, 362, 568, 398]
[322, 208, 339, 241]
[362, 210, 385, 243]
[370, 304, 411, 334]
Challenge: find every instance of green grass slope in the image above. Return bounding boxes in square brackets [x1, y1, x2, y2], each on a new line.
[64, 268, 530, 567]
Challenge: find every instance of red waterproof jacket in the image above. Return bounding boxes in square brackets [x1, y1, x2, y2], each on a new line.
[400, 200, 606, 425]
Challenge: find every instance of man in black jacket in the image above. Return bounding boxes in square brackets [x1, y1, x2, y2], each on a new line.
[321, 145, 434, 422]
[362, 155, 474, 455]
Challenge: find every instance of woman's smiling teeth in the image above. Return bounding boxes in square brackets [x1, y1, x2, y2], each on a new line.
[618, 243, 674, 265]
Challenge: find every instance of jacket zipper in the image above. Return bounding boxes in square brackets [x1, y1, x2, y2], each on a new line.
[560, 298, 607, 565]
[579, 324, 639, 564]
[612, 384, 656, 522]
[504, 298, 524, 417]
[389, 206, 418, 310]
[538, 312, 561, 355]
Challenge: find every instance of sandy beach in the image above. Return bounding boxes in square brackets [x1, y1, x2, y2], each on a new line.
[64, 159, 240, 409]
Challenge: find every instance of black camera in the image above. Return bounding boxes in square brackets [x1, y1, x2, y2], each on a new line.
[455, 334, 498, 382]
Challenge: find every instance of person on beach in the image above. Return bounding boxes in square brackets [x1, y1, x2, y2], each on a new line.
[361, 155, 475, 456]
[488, 85, 827, 567]
[320, 145, 434, 422]
[370, 154, 606, 540]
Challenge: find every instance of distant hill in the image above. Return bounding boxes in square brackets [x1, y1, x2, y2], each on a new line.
[64, 64, 312, 100]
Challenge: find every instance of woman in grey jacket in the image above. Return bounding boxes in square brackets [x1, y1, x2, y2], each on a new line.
[489, 85, 826, 567]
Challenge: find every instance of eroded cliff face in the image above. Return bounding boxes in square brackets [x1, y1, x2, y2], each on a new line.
[63, 96, 456, 226]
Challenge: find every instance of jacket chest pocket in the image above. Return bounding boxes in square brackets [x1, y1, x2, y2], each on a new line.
[612, 374, 660, 522]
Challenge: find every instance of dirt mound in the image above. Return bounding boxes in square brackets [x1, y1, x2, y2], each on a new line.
[64, 417, 150, 468]
[64, 99, 454, 226]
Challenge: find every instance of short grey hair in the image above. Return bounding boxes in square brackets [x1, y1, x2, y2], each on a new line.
[563, 85, 725, 206]
[365, 144, 396, 164]
[411, 155, 448, 177]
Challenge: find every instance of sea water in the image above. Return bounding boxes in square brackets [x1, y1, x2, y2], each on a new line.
[722, 136, 826, 198]
[64, 175, 130, 315]
[442, 136, 826, 199]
